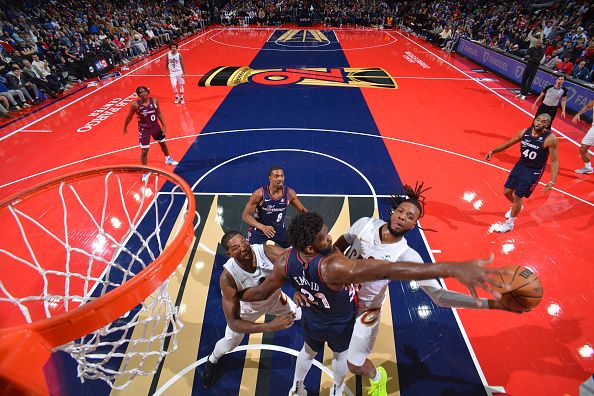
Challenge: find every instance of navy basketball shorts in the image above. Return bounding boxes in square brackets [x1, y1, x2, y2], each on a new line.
[504, 163, 543, 198]
[247, 227, 290, 248]
[302, 315, 355, 354]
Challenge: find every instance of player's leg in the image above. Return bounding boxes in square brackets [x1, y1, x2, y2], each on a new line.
[347, 309, 386, 395]
[155, 133, 179, 165]
[203, 325, 246, 388]
[576, 127, 594, 174]
[177, 74, 185, 104]
[326, 318, 356, 396]
[170, 74, 179, 103]
[290, 318, 324, 395]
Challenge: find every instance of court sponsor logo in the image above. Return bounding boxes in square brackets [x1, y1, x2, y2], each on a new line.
[514, 65, 524, 79]
[76, 94, 137, 133]
[198, 66, 397, 89]
[403, 51, 430, 69]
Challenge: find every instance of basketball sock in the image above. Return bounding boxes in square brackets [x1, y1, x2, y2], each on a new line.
[331, 350, 348, 388]
[211, 332, 243, 363]
[166, 156, 172, 160]
[294, 343, 316, 382]
[585, 162, 592, 169]
[508, 217, 517, 224]
[371, 368, 381, 382]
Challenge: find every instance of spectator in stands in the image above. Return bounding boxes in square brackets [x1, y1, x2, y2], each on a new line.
[542, 50, 561, 69]
[0, 95, 14, 118]
[30, 54, 66, 92]
[571, 60, 591, 81]
[0, 79, 28, 110]
[5, 66, 41, 104]
[555, 56, 574, 75]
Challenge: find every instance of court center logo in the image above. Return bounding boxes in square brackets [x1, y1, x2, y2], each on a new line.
[198, 66, 397, 89]
[275, 29, 330, 47]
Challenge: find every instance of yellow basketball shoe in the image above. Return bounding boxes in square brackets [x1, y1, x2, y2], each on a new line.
[368, 366, 387, 396]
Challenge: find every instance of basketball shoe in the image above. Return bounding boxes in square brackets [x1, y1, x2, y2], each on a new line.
[504, 206, 521, 219]
[202, 356, 218, 388]
[368, 366, 387, 396]
[494, 221, 514, 233]
[180, 97, 185, 104]
[174, 96, 180, 104]
[330, 383, 344, 396]
[288, 381, 307, 396]
[575, 166, 593, 174]
[165, 157, 179, 166]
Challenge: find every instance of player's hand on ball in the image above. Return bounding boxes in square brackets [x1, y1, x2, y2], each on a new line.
[266, 312, 295, 331]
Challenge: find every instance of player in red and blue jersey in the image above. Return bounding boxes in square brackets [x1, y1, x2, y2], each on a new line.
[486, 113, 559, 233]
[241, 212, 510, 396]
[123, 86, 179, 180]
[242, 166, 307, 248]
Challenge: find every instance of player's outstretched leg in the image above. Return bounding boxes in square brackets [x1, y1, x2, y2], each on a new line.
[202, 328, 244, 388]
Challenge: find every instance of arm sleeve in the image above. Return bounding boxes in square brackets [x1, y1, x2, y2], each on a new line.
[406, 249, 489, 309]
[343, 217, 372, 245]
[561, 87, 568, 97]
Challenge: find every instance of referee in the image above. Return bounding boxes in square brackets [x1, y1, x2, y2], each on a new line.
[531, 74, 567, 126]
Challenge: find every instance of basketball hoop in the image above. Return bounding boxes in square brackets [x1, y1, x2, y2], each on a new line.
[0, 165, 196, 395]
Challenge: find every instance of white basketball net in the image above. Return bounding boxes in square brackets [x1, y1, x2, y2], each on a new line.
[0, 170, 191, 389]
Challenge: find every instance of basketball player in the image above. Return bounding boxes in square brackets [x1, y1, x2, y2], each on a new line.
[531, 74, 567, 126]
[165, 42, 185, 104]
[123, 86, 179, 181]
[242, 166, 308, 248]
[328, 182, 521, 395]
[486, 113, 558, 233]
[241, 212, 509, 396]
[572, 99, 594, 174]
[202, 231, 300, 388]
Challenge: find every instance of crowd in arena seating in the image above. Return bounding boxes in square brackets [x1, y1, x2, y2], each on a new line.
[397, 0, 593, 82]
[0, 0, 592, 119]
[0, 0, 208, 119]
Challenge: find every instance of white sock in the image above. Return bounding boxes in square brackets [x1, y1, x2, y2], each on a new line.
[586, 162, 592, 169]
[331, 351, 348, 389]
[294, 343, 316, 383]
[180, 85, 185, 96]
[371, 368, 381, 382]
[508, 217, 517, 224]
[210, 332, 243, 363]
[166, 156, 171, 160]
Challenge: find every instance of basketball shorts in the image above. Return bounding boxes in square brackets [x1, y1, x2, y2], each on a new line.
[247, 227, 290, 248]
[347, 308, 382, 366]
[139, 128, 165, 148]
[504, 163, 543, 198]
[582, 125, 594, 146]
[223, 292, 299, 340]
[302, 314, 355, 354]
[169, 71, 184, 87]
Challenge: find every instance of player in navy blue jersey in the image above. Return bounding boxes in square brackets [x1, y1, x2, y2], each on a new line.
[123, 86, 178, 181]
[242, 166, 308, 248]
[241, 212, 510, 396]
[486, 113, 559, 233]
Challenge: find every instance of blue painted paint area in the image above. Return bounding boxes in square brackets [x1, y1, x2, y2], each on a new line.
[48, 192, 186, 396]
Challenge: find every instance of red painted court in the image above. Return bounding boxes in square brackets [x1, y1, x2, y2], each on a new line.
[1, 27, 592, 396]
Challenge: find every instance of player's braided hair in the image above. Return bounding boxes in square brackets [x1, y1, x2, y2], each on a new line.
[390, 181, 431, 220]
[288, 212, 324, 251]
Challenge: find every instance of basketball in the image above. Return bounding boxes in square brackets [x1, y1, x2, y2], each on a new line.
[492, 265, 543, 311]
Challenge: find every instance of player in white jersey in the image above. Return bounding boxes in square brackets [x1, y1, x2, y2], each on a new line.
[165, 42, 186, 104]
[330, 182, 520, 396]
[202, 230, 301, 388]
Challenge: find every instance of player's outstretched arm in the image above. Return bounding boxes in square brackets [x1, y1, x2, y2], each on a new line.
[485, 129, 524, 160]
[324, 253, 510, 305]
[220, 270, 294, 333]
[572, 100, 594, 123]
[240, 252, 288, 302]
